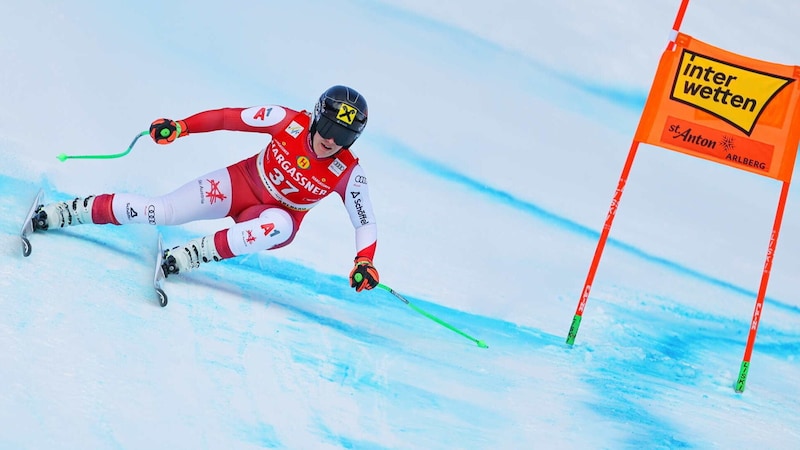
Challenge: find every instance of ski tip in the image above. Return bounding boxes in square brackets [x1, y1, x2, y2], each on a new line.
[21, 236, 32, 257]
[156, 288, 168, 307]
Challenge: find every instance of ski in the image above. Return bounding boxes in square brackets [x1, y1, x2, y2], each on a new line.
[154, 234, 168, 307]
[20, 189, 44, 257]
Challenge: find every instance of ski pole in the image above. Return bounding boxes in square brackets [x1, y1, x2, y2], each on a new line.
[57, 130, 149, 162]
[356, 274, 488, 348]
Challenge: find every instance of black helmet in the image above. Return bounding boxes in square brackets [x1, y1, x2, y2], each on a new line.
[311, 85, 368, 148]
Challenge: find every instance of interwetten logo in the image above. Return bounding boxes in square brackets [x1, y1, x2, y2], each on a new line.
[671, 50, 794, 135]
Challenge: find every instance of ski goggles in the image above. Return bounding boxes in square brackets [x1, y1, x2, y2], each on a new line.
[316, 114, 361, 148]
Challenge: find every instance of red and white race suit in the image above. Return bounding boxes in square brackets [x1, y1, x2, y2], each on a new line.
[91, 105, 377, 261]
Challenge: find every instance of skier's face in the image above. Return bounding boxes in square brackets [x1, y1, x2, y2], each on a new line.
[312, 131, 343, 158]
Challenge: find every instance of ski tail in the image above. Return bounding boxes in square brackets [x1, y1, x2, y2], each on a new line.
[154, 234, 168, 307]
[20, 189, 44, 257]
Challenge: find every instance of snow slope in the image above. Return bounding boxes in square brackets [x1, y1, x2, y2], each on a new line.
[2, 1, 800, 448]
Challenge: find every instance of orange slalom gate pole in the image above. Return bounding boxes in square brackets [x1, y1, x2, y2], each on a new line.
[566, 0, 691, 346]
[566, 141, 640, 345]
[667, 0, 691, 50]
[735, 181, 791, 393]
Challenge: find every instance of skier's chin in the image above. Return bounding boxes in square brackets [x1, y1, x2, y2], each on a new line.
[314, 143, 339, 158]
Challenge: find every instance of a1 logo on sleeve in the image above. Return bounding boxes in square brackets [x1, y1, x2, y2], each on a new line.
[241, 105, 287, 127]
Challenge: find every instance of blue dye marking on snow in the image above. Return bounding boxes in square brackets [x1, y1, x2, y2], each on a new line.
[369, 134, 765, 301]
[236, 421, 281, 448]
[0, 170, 785, 319]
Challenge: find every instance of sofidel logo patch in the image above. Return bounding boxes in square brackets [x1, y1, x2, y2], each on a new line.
[671, 50, 793, 135]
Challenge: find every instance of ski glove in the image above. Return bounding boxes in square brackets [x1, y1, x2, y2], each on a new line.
[149, 118, 187, 145]
[349, 256, 379, 292]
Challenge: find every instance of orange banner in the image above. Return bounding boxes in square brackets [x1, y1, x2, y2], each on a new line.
[635, 33, 800, 181]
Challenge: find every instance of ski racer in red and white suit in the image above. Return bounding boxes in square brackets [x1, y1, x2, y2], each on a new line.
[33, 86, 380, 292]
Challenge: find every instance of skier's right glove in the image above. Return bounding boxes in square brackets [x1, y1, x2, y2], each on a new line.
[149, 118, 188, 145]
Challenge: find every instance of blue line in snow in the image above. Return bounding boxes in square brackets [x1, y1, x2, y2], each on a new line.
[371, 134, 775, 303]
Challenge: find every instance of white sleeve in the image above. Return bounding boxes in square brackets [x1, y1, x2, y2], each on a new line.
[341, 164, 378, 255]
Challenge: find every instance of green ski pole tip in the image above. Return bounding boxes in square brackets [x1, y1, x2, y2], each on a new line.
[56, 153, 68, 162]
[476, 340, 488, 348]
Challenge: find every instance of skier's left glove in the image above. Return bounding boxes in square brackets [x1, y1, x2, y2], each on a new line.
[149, 118, 188, 145]
[349, 256, 379, 292]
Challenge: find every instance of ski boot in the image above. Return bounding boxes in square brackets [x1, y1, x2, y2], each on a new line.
[32, 196, 96, 231]
[161, 236, 222, 277]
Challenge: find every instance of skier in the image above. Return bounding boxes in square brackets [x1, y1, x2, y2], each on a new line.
[31, 85, 380, 292]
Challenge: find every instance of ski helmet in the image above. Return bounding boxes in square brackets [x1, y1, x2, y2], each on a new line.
[311, 85, 368, 148]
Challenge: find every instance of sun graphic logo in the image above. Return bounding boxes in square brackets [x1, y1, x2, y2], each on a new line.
[296, 156, 310, 169]
[721, 135, 736, 152]
[205, 179, 227, 204]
